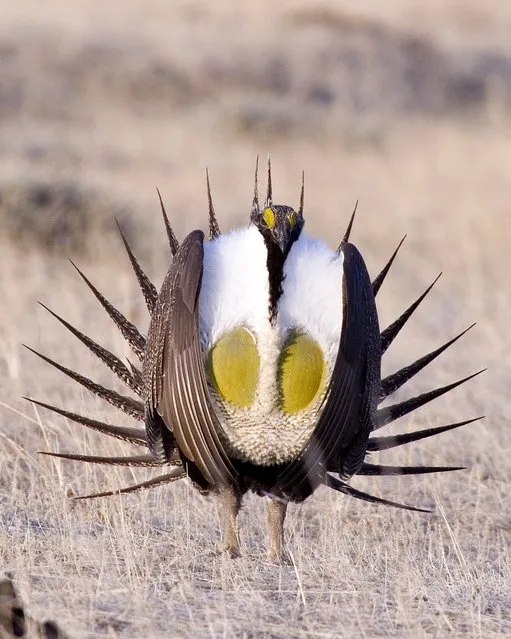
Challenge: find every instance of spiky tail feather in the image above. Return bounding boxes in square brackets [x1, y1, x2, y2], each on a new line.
[372, 236, 406, 296]
[380, 273, 442, 354]
[324, 474, 431, 513]
[69, 260, 146, 360]
[157, 189, 179, 255]
[116, 221, 158, 314]
[38, 303, 142, 396]
[374, 370, 484, 430]
[39, 451, 168, 467]
[73, 469, 186, 500]
[24, 346, 144, 420]
[367, 417, 483, 452]
[380, 324, 475, 399]
[25, 398, 147, 446]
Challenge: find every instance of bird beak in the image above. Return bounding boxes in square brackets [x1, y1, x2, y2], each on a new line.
[273, 223, 291, 254]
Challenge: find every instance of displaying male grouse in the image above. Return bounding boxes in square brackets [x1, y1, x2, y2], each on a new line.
[28, 160, 482, 561]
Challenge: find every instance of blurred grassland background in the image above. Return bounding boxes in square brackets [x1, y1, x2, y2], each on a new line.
[0, 1, 510, 637]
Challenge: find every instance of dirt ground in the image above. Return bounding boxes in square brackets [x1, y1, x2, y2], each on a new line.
[0, 1, 510, 637]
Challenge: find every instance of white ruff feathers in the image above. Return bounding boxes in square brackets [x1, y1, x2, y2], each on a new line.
[278, 233, 344, 361]
[200, 225, 344, 352]
[199, 224, 344, 465]
[200, 226, 270, 348]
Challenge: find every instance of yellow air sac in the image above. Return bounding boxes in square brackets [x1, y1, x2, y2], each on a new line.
[280, 333, 325, 414]
[208, 327, 260, 408]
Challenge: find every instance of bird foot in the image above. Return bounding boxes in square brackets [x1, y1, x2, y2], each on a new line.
[217, 541, 242, 558]
[266, 547, 292, 565]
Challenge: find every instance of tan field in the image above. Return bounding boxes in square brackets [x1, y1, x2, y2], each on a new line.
[0, 1, 510, 637]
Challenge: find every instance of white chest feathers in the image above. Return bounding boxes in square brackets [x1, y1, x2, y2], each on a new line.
[277, 232, 345, 361]
[198, 226, 344, 464]
[200, 226, 271, 349]
[200, 226, 343, 355]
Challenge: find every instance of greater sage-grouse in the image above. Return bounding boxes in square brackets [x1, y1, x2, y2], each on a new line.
[28, 161, 482, 561]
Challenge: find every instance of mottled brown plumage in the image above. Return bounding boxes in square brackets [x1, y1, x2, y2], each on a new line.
[144, 230, 235, 486]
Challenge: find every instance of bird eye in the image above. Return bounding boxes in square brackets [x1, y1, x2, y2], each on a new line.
[263, 207, 275, 229]
[289, 211, 297, 228]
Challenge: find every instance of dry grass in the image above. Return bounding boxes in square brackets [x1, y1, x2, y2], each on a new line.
[1, 1, 510, 637]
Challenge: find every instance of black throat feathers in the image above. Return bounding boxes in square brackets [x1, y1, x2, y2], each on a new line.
[265, 238, 289, 323]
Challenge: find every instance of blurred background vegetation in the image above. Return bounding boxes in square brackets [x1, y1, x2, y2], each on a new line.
[1, 0, 510, 260]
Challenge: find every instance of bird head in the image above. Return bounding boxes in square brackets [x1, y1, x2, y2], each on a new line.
[252, 204, 304, 254]
[250, 158, 305, 255]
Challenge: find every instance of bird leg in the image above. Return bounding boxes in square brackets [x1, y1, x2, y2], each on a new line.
[218, 486, 242, 557]
[266, 497, 289, 563]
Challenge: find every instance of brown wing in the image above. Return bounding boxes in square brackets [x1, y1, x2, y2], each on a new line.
[144, 230, 235, 487]
[276, 242, 381, 497]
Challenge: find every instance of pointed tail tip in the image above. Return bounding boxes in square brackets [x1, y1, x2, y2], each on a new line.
[372, 234, 407, 296]
[114, 217, 124, 236]
[324, 474, 433, 513]
[367, 415, 484, 451]
[298, 170, 305, 216]
[22, 343, 35, 356]
[156, 187, 180, 255]
[344, 200, 358, 243]
[358, 463, 467, 476]
[337, 201, 358, 252]
[375, 370, 486, 430]
[380, 323, 481, 400]
[265, 154, 272, 206]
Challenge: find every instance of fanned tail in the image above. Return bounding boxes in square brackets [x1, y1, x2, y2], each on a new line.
[340, 233, 482, 511]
